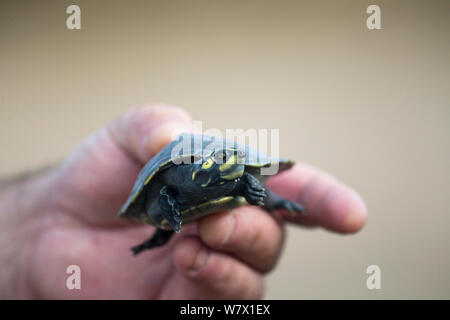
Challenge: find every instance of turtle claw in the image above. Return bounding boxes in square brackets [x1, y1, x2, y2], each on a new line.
[159, 186, 183, 232]
[171, 219, 182, 233]
[242, 172, 267, 206]
[245, 190, 266, 206]
[165, 208, 182, 233]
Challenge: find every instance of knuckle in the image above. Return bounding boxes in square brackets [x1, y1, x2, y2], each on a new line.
[210, 258, 264, 300]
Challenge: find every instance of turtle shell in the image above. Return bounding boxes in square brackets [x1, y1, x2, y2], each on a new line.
[119, 134, 294, 226]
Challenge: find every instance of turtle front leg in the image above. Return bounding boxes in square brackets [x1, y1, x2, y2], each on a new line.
[238, 172, 266, 206]
[159, 186, 183, 232]
[264, 189, 306, 215]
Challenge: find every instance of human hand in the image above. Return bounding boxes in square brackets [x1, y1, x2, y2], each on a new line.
[0, 104, 367, 299]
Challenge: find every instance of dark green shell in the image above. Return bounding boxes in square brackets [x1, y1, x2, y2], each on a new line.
[119, 134, 294, 225]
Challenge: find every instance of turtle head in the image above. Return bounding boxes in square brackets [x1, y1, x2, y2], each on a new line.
[192, 148, 246, 187]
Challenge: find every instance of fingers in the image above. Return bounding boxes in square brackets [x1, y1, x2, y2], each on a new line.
[108, 104, 192, 164]
[197, 206, 284, 273]
[173, 236, 264, 299]
[267, 163, 368, 233]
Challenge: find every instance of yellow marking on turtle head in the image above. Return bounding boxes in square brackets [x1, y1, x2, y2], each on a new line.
[221, 167, 244, 180]
[192, 169, 198, 180]
[219, 154, 238, 172]
[201, 157, 214, 170]
[201, 177, 212, 187]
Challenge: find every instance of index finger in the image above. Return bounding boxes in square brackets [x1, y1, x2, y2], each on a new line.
[266, 163, 368, 233]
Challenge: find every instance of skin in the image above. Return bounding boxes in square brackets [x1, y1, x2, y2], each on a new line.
[0, 104, 367, 299]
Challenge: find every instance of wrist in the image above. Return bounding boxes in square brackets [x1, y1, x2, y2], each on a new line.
[0, 166, 56, 298]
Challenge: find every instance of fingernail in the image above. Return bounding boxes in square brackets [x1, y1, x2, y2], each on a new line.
[143, 121, 191, 158]
[220, 212, 237, 247]
[169, 125, 191, 140]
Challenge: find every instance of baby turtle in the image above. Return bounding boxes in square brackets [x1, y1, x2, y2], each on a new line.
[119, 134, 306, 255]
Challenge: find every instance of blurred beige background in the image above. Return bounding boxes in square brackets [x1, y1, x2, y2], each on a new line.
[1, 0, 449, 299]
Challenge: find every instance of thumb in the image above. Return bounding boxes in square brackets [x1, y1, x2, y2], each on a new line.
[108, 104, 193, 164]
